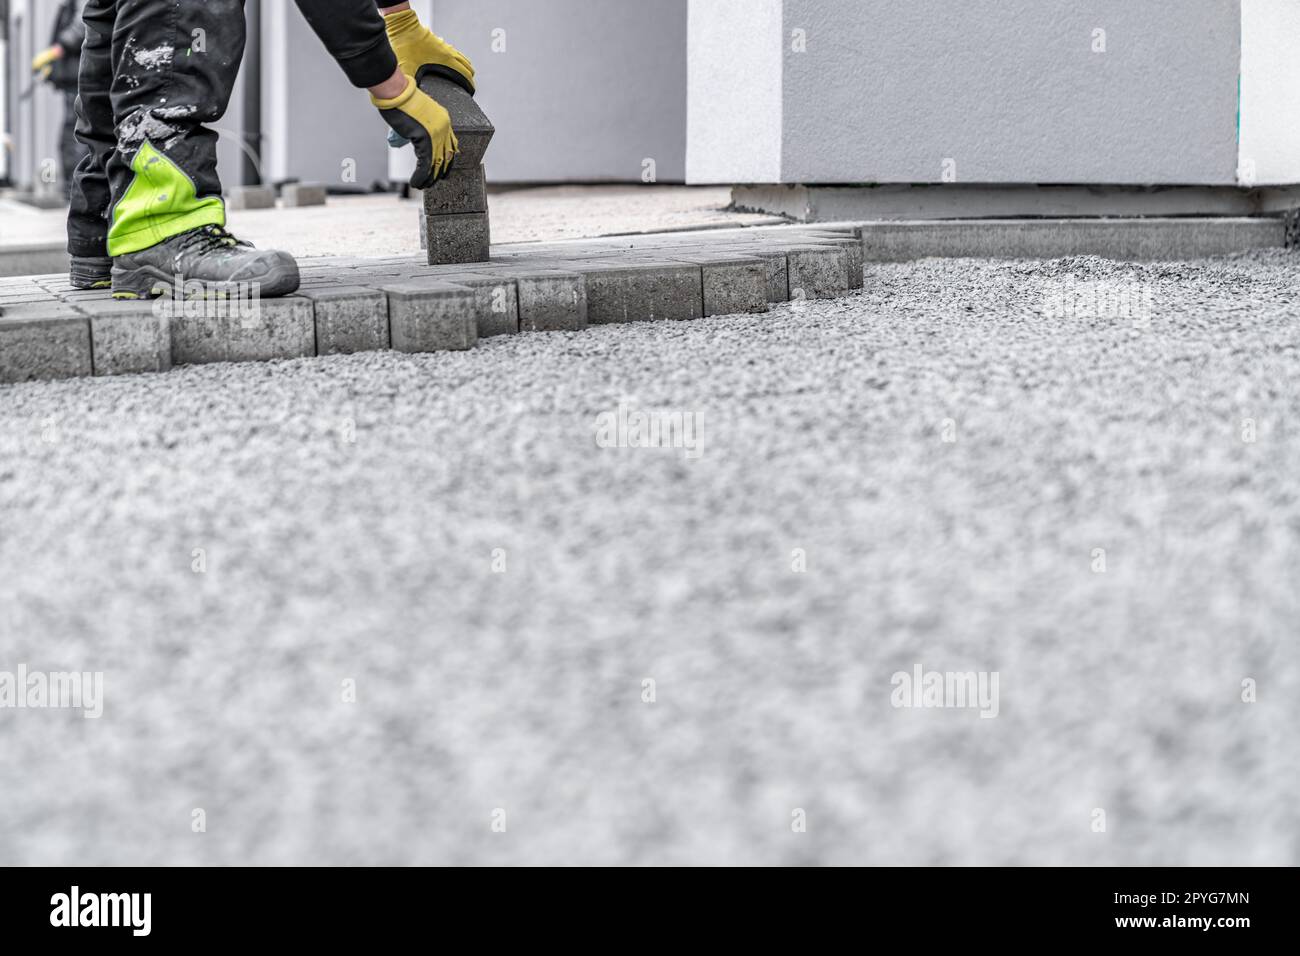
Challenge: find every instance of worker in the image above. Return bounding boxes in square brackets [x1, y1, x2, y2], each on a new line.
[65, 1, 474, 297]
[31, 0, 90, 197]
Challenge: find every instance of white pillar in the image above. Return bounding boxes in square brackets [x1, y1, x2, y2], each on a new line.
[1239, 0, 1300, 186]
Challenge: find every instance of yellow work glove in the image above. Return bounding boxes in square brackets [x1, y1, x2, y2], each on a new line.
[32, 44, 63, 78]
[372, 74, 459, 189]
[383, 7, 475, 94]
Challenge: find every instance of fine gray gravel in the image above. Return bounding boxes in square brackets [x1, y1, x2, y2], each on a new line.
[1, 251, 1297, 866]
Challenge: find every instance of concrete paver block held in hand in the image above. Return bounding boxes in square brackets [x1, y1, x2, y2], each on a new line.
[419, 75, 495, 169]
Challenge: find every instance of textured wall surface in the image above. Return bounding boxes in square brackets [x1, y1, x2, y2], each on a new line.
[687, 0, 1255, 186]
[780, 0, 1242, 185]
[431, 0, 688, 183]
[262, 3, 389, 188]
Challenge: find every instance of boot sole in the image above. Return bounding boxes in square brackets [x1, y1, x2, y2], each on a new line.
[111, 261, 300, 300]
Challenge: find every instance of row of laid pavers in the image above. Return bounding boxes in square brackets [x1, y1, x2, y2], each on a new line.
[0, 226, 864, 385]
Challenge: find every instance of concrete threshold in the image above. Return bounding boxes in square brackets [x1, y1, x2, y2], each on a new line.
[856, 217, 1288, 261]
[733, 183, 1300, 221]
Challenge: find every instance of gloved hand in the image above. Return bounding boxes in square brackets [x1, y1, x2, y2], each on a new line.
[383, 7, 475, 95]
[372, 74, 458, 189]
[31, 44, 63, 79]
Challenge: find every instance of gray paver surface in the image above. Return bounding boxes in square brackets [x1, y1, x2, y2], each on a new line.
[0, 226, 864, 384]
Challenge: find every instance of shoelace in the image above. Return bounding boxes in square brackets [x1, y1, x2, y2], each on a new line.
[175, 225, 250, 257]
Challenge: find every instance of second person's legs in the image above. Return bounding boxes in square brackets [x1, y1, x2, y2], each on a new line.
[66, 0, 117, 288]
[59, 91, 88, 198]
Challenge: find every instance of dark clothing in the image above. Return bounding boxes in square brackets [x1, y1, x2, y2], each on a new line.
[67, 0, 113, 254]
[68, 0, 398, 257]
[49, 1, 90, 191]
[53, 0, 89, 52]
[69, 0, 246, 256]
[49, 0, 88, 91]
[295, 0, 397, 90]
[60, 90, 85, 190]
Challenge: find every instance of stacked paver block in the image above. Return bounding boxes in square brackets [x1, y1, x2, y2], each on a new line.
[0, 224, 873, 384]
[419, 75, 494, 265]
[423, 167, 487, 217]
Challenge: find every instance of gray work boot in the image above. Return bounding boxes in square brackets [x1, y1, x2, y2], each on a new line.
[70, 255, 113, 290]
[111, 225, 299, 300]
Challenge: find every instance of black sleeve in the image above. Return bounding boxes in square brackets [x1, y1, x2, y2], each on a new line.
[293, 0, 398, 89]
